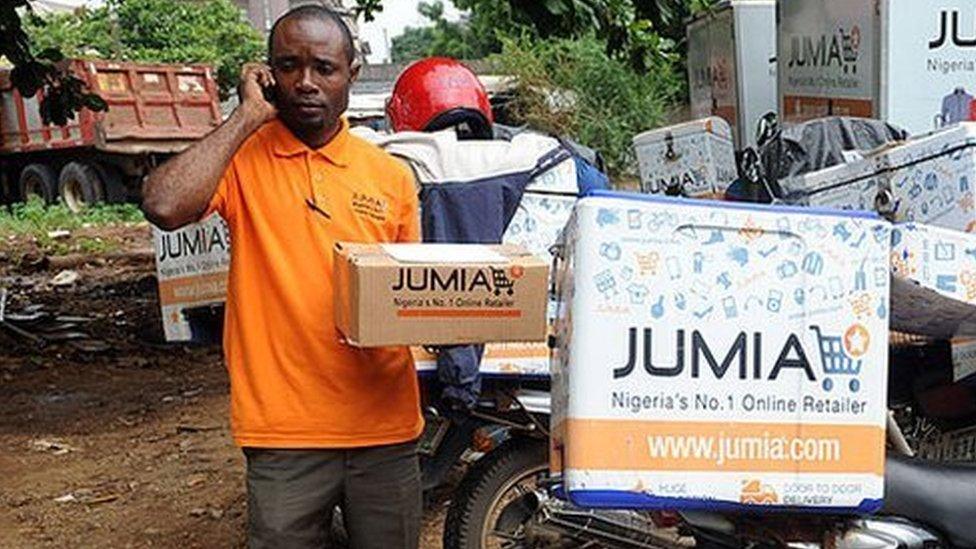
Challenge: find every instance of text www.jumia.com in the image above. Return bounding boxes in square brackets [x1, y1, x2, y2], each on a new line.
[647, 433, 841, 466]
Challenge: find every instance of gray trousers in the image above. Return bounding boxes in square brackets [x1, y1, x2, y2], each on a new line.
[244, 441, 421, 549]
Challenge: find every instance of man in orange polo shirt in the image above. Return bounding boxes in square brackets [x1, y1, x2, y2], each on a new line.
[141, 5, 422, 548]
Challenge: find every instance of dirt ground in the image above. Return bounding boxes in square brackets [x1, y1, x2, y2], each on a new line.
[0, 223, 448, 548]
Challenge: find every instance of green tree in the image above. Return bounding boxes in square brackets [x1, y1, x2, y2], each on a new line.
[492, 34, 682, 176]
[390, 1, 514, 62]
[19, 5, 116, 59]
[24, 0, 264, 99]
[368, 0, 717, 72]
[1, 1, 107, 126]
[389, 26, 434, 63]
[4, 0, 714, 125]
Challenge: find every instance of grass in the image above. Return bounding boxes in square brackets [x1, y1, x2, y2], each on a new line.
[0, 197, 144, 235]
[0, 197, 145, 256]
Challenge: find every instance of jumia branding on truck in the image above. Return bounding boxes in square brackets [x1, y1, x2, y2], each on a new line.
[930, 10, 976, 49]
[786, 25, 861, 73]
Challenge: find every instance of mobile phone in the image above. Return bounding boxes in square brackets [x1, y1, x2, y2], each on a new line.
[262, 83, 277, 104]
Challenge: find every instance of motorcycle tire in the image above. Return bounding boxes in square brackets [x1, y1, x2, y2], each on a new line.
[443, 437, 548, 549]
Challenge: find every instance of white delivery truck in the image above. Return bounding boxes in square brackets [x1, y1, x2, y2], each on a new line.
[687, 0, 777, 147]
[779, 0, 976, 134]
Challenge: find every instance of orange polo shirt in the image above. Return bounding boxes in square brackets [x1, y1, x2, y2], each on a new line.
[206, 118, 423, 448]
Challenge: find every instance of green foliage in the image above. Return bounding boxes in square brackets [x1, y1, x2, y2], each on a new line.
[0, 197, 144, 241]
[492, 34, 682, 176]
[21, 5, 115, 59]
[382, 0, 718, 72]
[389, 27, 434, 63]
[24, 0, 264, 99]
[391, 1, 512, 62]
[353, 0, 384, 22]
[1, 1, 107, 126]
[7, 0, 716, 125]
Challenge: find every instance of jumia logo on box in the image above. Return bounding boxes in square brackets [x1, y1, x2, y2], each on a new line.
[930, 10, 976, 49]
[392, 266, 521, 296]
[613, 327, 818, 382]
[645, 172, 697, 195]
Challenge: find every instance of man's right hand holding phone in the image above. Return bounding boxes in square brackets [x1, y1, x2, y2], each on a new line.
[238, 62, 278, 131]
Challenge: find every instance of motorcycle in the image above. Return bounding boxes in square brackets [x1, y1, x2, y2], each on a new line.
[439, 386, 976, 549]
[439, 117, 976, 549]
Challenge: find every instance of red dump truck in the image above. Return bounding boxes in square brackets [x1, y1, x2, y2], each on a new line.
[0, 59, 222, 211]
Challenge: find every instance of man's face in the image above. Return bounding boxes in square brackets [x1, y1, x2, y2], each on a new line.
[269, 17, 358, 138]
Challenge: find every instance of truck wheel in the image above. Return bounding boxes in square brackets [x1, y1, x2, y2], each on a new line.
[18, 163, 58, 204]
[92, 162, 129, 204]
[444, 438, 548, 549]
[59, 161, 105, 212]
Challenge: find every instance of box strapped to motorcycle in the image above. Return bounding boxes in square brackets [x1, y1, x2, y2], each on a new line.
[350, 126, 607, 385]
[779, 123, 976, 233]
[550, 190, 891, 513]
[632, 117, 738, 198]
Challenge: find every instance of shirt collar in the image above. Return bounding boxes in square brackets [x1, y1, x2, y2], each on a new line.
[271, 117, 351, 167]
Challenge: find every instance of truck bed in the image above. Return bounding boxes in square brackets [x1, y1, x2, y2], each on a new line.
[0, 59, 221, 156]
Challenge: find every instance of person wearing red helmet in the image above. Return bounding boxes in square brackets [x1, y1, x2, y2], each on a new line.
[386, 57, 494, 139]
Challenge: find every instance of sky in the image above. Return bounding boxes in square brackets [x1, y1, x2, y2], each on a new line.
[30, 0, 102, 13]
[357, 0, 463, 64]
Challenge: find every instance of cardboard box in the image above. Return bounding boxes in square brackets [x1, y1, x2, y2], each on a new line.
[890, 222, 976, 338]
[151, 214, 230, 342]
[632, 117, 738, 198]
[551, 191, 890, 513]
[414, 193, 576, 377]
[334, 243, 548, 347]
[781, 123, 976, 233]
[356, 123, 582, 372]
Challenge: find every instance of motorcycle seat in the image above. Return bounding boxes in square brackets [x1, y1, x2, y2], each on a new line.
[883, 454, 976, 547]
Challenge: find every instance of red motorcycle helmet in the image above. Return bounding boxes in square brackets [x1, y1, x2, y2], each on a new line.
[387, 57, 494, 139]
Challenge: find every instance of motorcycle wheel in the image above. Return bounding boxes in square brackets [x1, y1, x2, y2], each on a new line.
[443, 437, 548, 549]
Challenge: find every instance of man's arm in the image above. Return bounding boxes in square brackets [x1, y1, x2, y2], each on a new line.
[141, 64, 277, 230]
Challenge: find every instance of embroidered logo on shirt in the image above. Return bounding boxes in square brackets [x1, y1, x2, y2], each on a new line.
[351, 192, 388, 222]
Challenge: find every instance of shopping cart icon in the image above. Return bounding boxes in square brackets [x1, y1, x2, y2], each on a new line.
[490, 267, 515, 296]
[839, 26, 860, 73]
[810, 325, 863, 392]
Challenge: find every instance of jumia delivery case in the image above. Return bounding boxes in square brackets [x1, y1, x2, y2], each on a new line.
[890, 222, 976, 339]
[551, 191, 890, 512]
[632, 117, 738, 198]
[781, 123, 976, 233]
